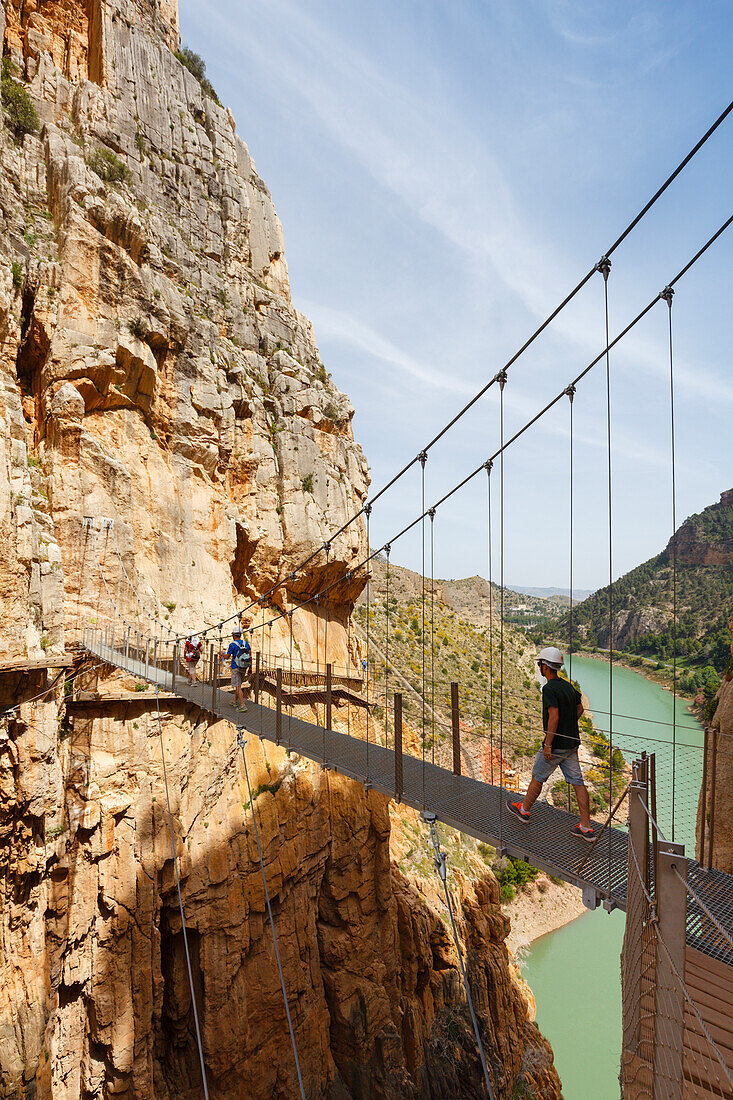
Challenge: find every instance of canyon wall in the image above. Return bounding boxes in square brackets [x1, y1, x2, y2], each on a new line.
[697, 617, 733, 872]
[0, 1, 562, 1096]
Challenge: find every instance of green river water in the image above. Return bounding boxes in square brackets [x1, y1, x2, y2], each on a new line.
[521, 654, 705, 1099]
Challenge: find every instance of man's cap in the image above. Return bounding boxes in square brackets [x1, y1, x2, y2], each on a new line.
[232, 628, 242, 636]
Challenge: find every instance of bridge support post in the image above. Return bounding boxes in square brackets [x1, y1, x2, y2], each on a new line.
[622, 763, 654, 1098]
[326, 663, 332, 730]
[653, 841, 686, 1100]
[276, 668, 282, 745]
[125, 627, 130, 662]
[254, 651, 260, 704]
[394, 693, 403, 802]
[707, 728, 718, 871]
[153, 639, 158, 678]
[171, 642, 177, 694]
[451, 682, 461, 776]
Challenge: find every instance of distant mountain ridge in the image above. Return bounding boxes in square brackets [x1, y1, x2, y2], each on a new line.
[508, 584, 595, 600]
[558, 490, 733, 672]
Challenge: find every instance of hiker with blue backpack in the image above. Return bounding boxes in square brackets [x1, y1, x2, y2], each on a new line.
[222, 627, 251, 710]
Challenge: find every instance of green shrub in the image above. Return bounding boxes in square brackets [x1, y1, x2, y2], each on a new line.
[301, 473, 314, 494]
[128, 316, 148, 340]
[1, 60, 39, 139]
[174, 47, 221, 104]
[88, 147, 131, 184]
[11, 261, 24, 290]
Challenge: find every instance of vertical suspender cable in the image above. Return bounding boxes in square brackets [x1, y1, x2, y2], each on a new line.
[420, 451, 427, 804]
[566, 384, 576, 815]
[599, 255, 614, 897]
[236, 728, 306, 1100]
[429, 509, 436, 766]
[385, 545, 391, 748]
[486, 462, 495, 785]
[155, 689, 210, 1100]
[498, 372, 507, 848]
[663, 285, 677, 839]
[365, 504, 371, 777]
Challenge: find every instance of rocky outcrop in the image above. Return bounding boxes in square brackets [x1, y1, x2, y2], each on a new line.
[0, 1, 562, 1096]
[0, 691, 560, 1099]
[696, 617, 733, 872]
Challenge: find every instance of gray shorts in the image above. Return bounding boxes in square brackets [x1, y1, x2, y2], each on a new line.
[231, 667, 244, 690]
[532, 747, 583, 785]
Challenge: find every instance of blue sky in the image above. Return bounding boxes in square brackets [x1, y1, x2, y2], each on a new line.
[179, 0, 732, 592]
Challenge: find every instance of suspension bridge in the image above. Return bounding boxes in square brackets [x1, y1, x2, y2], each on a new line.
[50, 96, 733, 1099]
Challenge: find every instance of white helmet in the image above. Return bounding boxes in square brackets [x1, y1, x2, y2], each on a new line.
[537, 646, 563, 670]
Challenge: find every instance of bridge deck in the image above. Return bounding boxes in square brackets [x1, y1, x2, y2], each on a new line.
[87, 640, 733, 966]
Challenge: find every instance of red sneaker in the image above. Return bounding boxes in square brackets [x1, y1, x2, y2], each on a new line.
[506, 800, 530, 823]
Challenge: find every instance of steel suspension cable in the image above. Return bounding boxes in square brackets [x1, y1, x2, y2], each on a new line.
[365, 505, 371, 777]
[599, 255, 614, 899]
[498, 372, 507, 850]
[429, 509, 436, 767]
[567, 384, 576, 814]
[154, 688, 210, 1100]
[486, 462, 495, 785]
[245, 210, 733, 649]
[167, 103, 733, 650]
[385, 544, 391, 747]
[426, 817, 496, 1100]
[663, 285, 678, 840]
[420, 451, 427, 803]
[236, 727, 306, 1099]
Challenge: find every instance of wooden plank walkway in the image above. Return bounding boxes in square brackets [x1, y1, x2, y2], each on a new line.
[86, 639, 733, 964]
[0, 655, 74, 672]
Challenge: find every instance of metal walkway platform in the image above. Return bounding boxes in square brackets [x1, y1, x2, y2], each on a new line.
[86, 639, 733, 965]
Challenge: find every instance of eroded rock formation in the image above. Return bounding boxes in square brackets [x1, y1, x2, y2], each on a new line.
[0, 1, 562, 1096]
[697, 617, 733, 873]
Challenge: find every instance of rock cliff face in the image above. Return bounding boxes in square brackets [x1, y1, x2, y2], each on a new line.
[696, 618, 733, 873]
[0, 2, 562, 1097]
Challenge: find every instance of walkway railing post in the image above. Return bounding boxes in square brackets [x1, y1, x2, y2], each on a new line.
[653, 840, 687, 1100]
[153, 638, 158, 679]
[254, 651, 260, 704]
[171, 642, 177, 694]
[125, 627, 130, 661]
[699, 726, 709, 866]
[394, 692, 403, 802]
[451, 681, 461, 776]
[622, 763, 652, 1095]
[145, 637, 150, 682]
[276, 668, 282, 745]
[707, 727, 718, 871]
[326, 663, 332, 730]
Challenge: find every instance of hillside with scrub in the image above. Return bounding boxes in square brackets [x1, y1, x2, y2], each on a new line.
[551, 490, 733, 717]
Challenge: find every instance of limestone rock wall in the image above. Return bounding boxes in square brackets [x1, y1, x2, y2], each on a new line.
[0, 1, 562, 1097]
[696, 617, 733, 872]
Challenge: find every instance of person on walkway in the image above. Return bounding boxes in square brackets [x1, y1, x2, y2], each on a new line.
[506, 646, 596, 840]
[222, 627, 251, 710]
[184, 634, 203, 684]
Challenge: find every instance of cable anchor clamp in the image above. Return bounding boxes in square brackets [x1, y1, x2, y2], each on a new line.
[364, 503, 372, 518]
[418, 449, 428, 467]
[565, 383, 576, 403]
[384, 543, 391, 557]
[236, 726, 247, 750]
[427, 507, 436, 521]
[596, 255, 612, 280]
[495, 367, 508, 390]
[484, 458, 493, 475]
[661, 285, 674, 307]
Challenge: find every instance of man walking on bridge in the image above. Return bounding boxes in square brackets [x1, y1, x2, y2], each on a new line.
[507, 647, 596, 841]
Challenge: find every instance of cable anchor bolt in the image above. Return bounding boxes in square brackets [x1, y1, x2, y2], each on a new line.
[418, 450, 428, 467]
[661, 285, 674, 307]
[427, 507, 436, 521]
[364, 503, 372, 518]
[484, 458, 493, 475]
[495, 367, 508, 390]
[565, 383, 576, 402]
[384, 543, 391, 557]
[596, 255, 612, 280]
